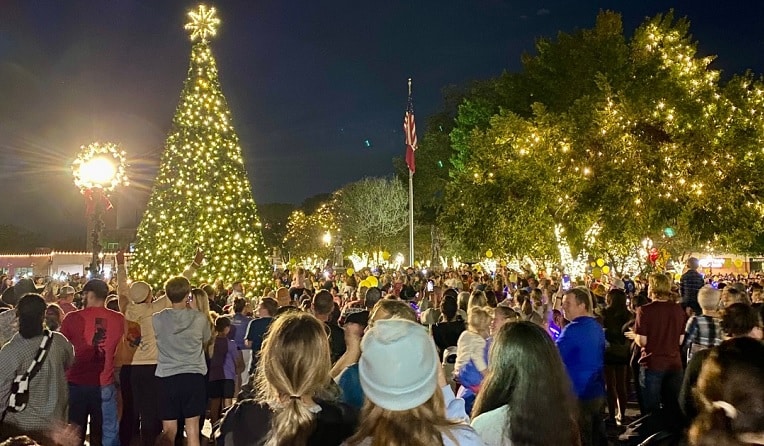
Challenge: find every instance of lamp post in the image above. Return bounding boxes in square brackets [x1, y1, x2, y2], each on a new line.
[72, 142, 128, 279]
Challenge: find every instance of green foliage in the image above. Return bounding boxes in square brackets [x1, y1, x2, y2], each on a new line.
[258, 203, 295, 251]
[131, 42, 270, 291]
[334, 177, 408, 253]
[283, 203, 337, 260]
[436, 10, 764, 262]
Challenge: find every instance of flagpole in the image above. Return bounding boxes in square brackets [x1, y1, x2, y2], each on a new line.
[408, 78, 415, 268]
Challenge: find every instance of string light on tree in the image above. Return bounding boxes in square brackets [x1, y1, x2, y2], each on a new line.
[131, 4, 269, 291]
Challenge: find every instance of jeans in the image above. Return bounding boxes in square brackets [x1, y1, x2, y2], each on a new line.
[639, 367, 683, 420]
[68, 383, 120, 446]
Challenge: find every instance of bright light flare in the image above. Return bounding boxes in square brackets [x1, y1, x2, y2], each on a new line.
[79, 157, 117, 187]
[72, 142, 128, 193]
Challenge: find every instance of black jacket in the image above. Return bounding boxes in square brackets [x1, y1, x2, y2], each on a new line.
[216, 399, 358, 446]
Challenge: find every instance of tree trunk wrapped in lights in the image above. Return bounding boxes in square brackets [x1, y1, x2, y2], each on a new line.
[131, 5, 269, 291]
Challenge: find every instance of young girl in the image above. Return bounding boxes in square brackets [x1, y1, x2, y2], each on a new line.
[454, 306, 492, 415]
[208, 316, 244, 426]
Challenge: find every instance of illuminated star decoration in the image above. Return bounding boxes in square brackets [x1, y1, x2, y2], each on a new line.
[184, 4, 220, 42]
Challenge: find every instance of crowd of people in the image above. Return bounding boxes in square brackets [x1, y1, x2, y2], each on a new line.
[0, 254, 762, 446]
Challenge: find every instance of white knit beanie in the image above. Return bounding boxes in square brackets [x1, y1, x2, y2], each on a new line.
[359, 318, 439, 411]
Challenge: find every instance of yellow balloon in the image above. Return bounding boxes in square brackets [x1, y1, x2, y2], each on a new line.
[592, 267, 602, 279]
[382, 251, 391, 260]
[733, 259, 744, 269]
[346, 268, 355, 276]
[602, 265, 610, 274]
[359, 279, 371, 288]
[486, 250, 493, 258]
[367, 276, 379, 288]
[596, 258, 605, 267]
[500, 260, 507, 267]
[590, 262, 597, 268]
[674, 273, 682, 281]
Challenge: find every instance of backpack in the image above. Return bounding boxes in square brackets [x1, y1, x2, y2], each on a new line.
[5, 329, 53, 414]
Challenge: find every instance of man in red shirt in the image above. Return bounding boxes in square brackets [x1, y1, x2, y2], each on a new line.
[627, 273, 686, 421]
[61, 279, 125, 446]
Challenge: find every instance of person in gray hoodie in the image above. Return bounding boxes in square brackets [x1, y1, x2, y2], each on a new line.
[152, 276, 211, 446]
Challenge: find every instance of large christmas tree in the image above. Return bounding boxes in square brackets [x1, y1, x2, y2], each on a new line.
[131, 4, 269, 291]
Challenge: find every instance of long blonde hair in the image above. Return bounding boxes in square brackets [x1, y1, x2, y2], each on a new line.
[191, 288, 215, 350]
[255, 312, 332, 446]
[346, 387, 460, 446]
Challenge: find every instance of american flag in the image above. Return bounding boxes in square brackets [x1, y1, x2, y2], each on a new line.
[404, 88, 418, 173]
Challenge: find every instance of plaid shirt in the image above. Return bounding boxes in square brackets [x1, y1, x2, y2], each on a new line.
[683, 314, 723, 354]
[680, 270, 705, 305]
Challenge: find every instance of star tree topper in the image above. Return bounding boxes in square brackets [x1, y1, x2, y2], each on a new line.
[184, 4, 220, 42]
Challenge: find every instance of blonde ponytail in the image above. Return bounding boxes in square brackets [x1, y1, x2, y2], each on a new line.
[264, 397, 317, 446]
[255, 312, 332, 446]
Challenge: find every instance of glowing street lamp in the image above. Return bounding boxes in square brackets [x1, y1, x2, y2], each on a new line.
[72, 142, 128, 278]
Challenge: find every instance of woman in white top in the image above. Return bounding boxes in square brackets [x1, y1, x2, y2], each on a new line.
[471, 321, 580, 446]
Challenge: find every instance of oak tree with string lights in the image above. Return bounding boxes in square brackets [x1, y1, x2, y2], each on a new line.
[440, 10, 764, 263]
[131, 5, 269, 291]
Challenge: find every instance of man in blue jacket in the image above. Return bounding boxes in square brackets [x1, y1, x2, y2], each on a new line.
[557, 286, 607, 446]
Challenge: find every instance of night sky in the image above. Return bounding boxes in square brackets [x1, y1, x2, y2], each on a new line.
[1, 0, 762, 239]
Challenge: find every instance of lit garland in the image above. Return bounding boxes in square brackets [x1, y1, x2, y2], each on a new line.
[130, 5, 269, 292]
[71, 142, 128, 193]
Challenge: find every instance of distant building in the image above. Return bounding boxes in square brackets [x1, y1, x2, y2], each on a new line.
[0, 250, 131, 279]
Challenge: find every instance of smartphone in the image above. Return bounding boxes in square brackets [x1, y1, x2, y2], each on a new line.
[427, 280, 434, 292]
[562, 275, 571, 291]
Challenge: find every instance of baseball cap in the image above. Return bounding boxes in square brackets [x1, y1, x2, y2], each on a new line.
[611, 278, 625, 290]
[58, 286, 76, 296]
[128, 281, 152, 304]
[82, 279, 109, 299]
